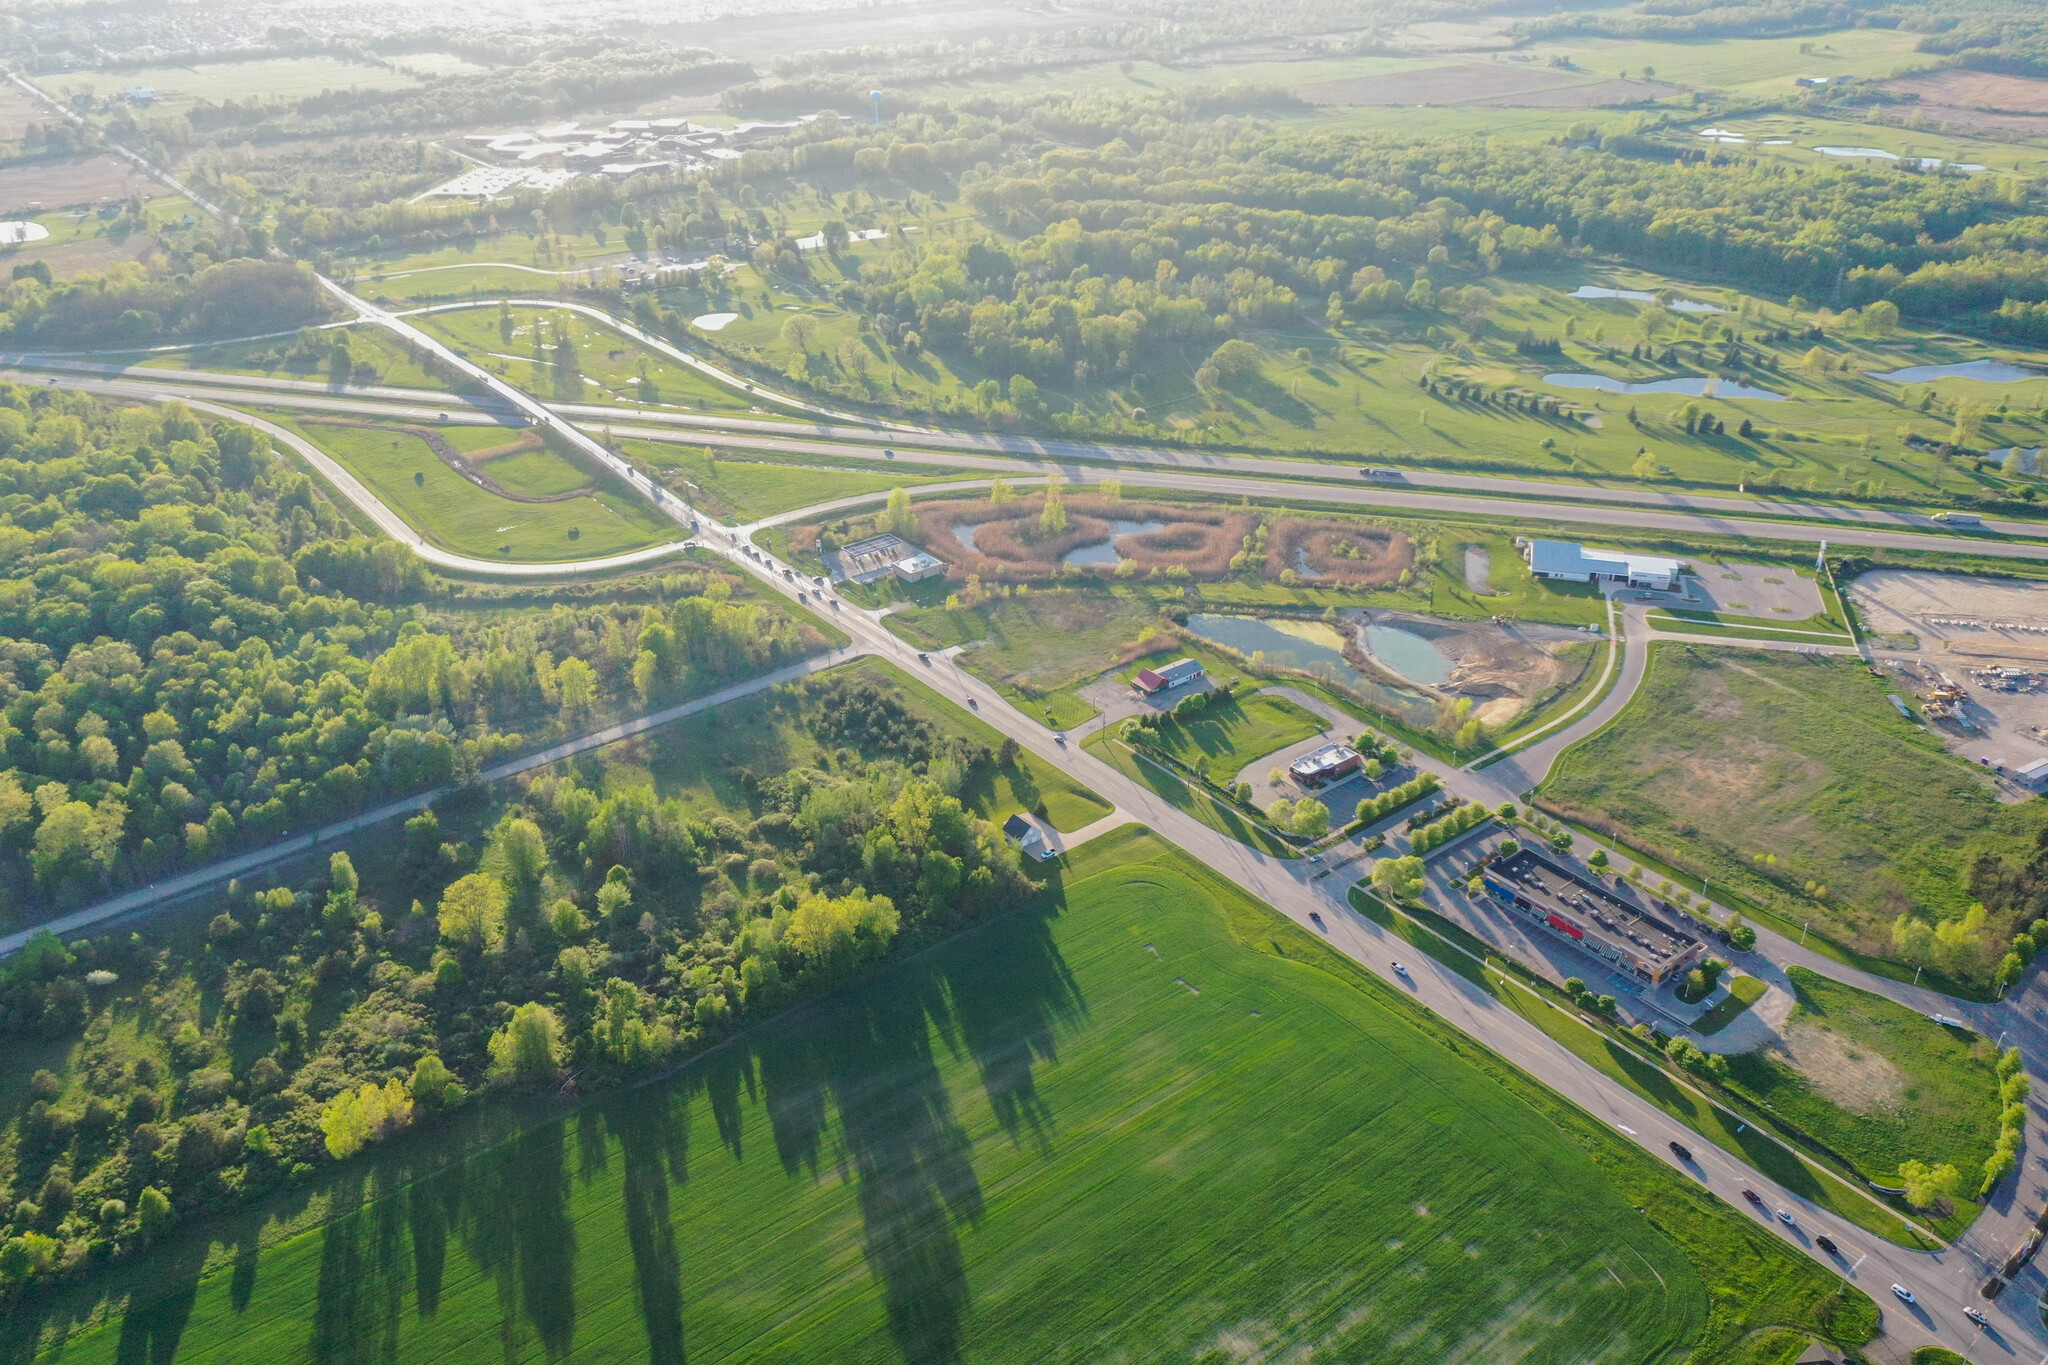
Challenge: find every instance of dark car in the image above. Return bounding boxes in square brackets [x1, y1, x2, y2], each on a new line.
[1668, 1141, 1692, 1162]
[1742, 1189, 1762, 1205]
[1816, 1235, 1838, 1255]
[1309, 911, 1326, 932]
[918, 652, 930, 664]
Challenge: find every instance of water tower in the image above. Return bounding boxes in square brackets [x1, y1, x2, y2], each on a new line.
[870, 90, 883, 124]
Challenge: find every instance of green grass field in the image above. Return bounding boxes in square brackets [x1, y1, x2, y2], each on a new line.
[22, 829, 1873, 1364]
[616, 442, 960, 525]
[1694, 975, 1768, 1035]
[1081, 730, 1301, 858]
[412, 305, 759, 414]
[144, 324, 454, 392]
[45, 56, 436, 112]
[1143, 692, 1327, 779]
[1543, 645, 2048, 982]
[281, 417, 678, 563]
[1722, 967, 2003, 1190]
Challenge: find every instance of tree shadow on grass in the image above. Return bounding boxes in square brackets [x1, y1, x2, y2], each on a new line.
[607, 1093, 689, 1365]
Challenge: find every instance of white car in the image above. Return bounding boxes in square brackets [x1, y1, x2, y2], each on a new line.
[1890, 1284, 1915, 1305]
[1965, 1306, 1989, 1328]
[1392, 962, 1412, 978]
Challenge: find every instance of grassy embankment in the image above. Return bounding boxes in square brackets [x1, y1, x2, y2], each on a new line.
[277, 415, 679, 563]
[26, 829, 1872, 1365]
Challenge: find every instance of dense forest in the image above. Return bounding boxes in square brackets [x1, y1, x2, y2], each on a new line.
[0, 383, 820, 917]
[0, 671, 1037, 1300]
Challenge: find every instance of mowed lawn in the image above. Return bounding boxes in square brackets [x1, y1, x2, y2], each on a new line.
[1544, 646, 2048, 978]
[32, 829, 1877, 1365]
[618, 441, 957, 525]
[286, 418, 677, 562]
[1149, 692, 1327, 776]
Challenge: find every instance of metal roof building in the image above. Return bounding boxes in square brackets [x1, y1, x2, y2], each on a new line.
[1526, 540, 1681, 591]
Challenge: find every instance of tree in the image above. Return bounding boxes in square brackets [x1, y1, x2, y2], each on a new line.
[1864, 299, 1900, 336]
[1898, 1159, 1962, 1210]
[1008, 374, 1041, 416]
[320, 1078, 414, 1160]
[438, 873, 509, 950]
[779, 313, 819, 353]
[556, 656, 597, 720]
[1631, 450, 1660, 480]
[324, 851, 359, 925]
[785, 889, 900, 983]
[488, 1002, 566, 1087]
[1372, 855, 1426, 903]
[884, 486, 916, 537]
[410, 1053, 466, 1111]
[136, 1186, 174, 1243]
[988, 478, 1016, 505]
[487, 814, 549, 905]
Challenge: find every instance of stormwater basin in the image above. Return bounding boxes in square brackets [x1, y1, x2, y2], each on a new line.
[1868, 359, 2042, 384]
[1568, 285, 1722, 314]
[1064, 519, 1166, 567]
[1364, 624, 1455, 687]
[1544, 373, 1786, 401]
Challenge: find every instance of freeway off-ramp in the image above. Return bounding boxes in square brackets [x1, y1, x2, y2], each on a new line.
[10, 332, 2047, 1358]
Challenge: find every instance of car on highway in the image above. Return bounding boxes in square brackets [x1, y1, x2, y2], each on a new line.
[1309, 912, 1326, 932]
[1815, 1235, 1837, 1255]
[1667, 1141, 1692, 1162]
[1965, 1306, 1989, 1328]
[1776, 1209, 1796, 1227]
[1742, 1189, 1762, 1205]
[884, 449, 896, 458]
[1391, 962, 1411, 978]
[918, 653, 930, 664]
[1891, 1284, 1916, 1305]
[1053, 733, 1067, 746]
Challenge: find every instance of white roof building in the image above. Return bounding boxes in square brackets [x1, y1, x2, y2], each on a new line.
[1526, 540, 1681, 591]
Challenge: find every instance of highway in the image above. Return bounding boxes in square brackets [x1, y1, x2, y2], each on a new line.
[11, 365, 2048, 571]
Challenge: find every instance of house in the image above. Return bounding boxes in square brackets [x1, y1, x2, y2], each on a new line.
[1002, 813, 1052, 861]
[838, 533, 946, 584]
[2016, 756, 2048, 791]
[1133, 659, 1205, 695]
[121, 85, 155, 105]
[1289, 743, 1362, 787]
[1526, 540, 1681, 592]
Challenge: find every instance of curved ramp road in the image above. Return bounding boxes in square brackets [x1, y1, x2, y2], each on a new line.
[176, 398, 698, 578]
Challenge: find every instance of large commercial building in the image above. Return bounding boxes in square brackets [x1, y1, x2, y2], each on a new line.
[838, 534, 946, 584]
[1526, 540, 1682, 592]
[1482, 847, 1704, 985]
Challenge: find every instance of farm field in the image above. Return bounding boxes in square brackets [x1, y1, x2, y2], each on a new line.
[0, 156, 169, 214]
[1721, 968, 2003, 1192]
[1543, 646, 2048, 987]
[44, 57, 433, 113]
[22, 830, 1875, 1365]
[278, 415, 678, 563]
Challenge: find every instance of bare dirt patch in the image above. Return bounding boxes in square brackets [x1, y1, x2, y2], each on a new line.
[1298, 62, 1661, 107]
[1887, 69, 2048, 115]
[1773, 1019, 1905, 1118]
[0, 155, 163, 212]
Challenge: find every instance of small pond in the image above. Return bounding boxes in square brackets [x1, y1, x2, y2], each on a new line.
[1867, 359, 2042, 384]
[952, 522, 983, 551]
[1364, 623, 1455, 687]
[1812, 147, 1986, 171]
[1544, 372, 1786, 401]
[1569, 285, 1723, 314]
[1185, 614, 1442, 729]
[1064, 519, 1166, 567]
